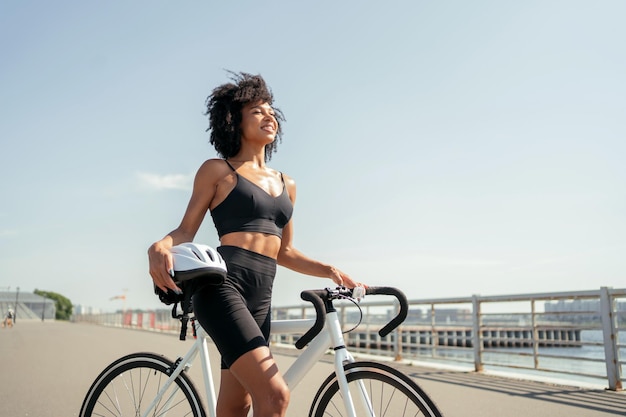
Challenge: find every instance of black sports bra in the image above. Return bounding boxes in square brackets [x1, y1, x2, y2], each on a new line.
[210, 161, 293, 238]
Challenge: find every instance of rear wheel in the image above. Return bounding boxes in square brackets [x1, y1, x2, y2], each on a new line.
[79, 352, 205, 417]
[309, 361, 443, 417]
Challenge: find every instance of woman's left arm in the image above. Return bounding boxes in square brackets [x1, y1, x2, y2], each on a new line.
[276, 175, 362, 288]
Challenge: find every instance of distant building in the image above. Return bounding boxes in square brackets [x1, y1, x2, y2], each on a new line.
[0, 291, 56, 320]
[73, 305, 102, 315]
[544, 299, 626, 323]
[545, 299, 626, 312]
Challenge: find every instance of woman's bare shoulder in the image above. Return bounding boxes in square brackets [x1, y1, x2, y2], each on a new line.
[280, 171, 297, 201]
[280, 171, 296, 186]
[191, 159, 232, 187]
[197, 158, 230, 176]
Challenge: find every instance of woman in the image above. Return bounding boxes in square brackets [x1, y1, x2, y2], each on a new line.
[148, 72, 362, 417]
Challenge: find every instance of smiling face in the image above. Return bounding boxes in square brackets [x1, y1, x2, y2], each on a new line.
[240, 101, 278, 146]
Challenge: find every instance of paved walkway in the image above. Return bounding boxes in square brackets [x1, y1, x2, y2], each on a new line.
[0, 321, 623, 417]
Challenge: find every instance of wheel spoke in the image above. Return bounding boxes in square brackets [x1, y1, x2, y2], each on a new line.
[309, 362, 442, 417]
[79, 354, 204, 417]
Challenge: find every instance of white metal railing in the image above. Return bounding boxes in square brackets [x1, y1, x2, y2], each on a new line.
[270, 287, 624, 391]
[72, 287, 625, 391]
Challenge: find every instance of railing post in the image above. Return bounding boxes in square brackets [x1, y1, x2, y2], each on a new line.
[600, 286, 622, 391]
[394, 298, 403, 361]
[472, 295, 483, 372]
[430, 303, 437, 357]
[366, 305, 372, 355]
[531, 300, 539, 369]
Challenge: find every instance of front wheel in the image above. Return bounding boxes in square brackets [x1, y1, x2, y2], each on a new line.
[309, 361, 443, 417]
[79, 352, 206, 417]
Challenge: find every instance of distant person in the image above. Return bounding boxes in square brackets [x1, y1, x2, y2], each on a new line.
[148, 72, 365, 417]
[2, 307, 14, 328]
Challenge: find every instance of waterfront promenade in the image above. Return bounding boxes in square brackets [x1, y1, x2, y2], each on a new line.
[0, 321, 623, 417]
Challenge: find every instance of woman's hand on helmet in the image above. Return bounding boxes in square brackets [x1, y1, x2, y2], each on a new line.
[148, 242, 182, 294]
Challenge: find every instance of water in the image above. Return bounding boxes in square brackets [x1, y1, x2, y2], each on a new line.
[386, 330, 622, 388]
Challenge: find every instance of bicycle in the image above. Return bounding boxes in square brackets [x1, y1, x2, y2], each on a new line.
[79, 286, 443, 417]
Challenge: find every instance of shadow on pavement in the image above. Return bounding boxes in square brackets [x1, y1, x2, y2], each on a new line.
[404, 367, 625, 416]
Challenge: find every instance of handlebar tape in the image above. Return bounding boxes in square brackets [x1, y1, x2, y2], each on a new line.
[294, 286, 409, 349]
[295, 289, 326, 349]
[367, 287, 409, 337]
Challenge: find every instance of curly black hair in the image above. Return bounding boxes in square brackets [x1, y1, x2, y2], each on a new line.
[204, 71, 285, 161]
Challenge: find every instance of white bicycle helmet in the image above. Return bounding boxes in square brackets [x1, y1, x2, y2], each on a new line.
[170, 242, 227, 285]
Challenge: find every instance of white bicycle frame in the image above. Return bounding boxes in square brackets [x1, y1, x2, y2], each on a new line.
[142, 309, 372, 417]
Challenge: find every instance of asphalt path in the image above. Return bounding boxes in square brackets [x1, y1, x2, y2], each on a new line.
[0, 321, 623, 417]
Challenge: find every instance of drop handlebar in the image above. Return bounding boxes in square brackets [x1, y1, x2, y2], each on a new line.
[295, 286, 408, 349]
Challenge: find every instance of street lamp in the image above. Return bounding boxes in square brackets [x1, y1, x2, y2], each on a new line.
[14, 286, 19, 323]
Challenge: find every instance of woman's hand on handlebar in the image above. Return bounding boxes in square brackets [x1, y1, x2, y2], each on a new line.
[329, 266, 367, 289]
[148, 241, 182, 294]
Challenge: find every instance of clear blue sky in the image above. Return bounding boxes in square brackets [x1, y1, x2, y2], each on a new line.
[1, 1, 624, 312]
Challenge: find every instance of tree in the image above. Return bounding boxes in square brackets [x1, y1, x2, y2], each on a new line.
[34, 289, 73, 320]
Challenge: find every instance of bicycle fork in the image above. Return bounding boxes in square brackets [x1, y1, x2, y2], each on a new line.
[327, 311, 376, 417]
[140, 333, 208, 417]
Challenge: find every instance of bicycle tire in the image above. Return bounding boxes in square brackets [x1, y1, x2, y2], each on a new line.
[79, 352, 206, 417]
[309, 361, 443, 417]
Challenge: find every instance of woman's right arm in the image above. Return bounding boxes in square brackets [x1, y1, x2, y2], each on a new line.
[148, 160, 222, 292]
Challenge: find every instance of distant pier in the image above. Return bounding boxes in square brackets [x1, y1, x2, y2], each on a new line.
[348, 326, 583, 350]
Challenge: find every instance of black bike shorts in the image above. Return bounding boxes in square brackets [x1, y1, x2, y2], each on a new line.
[192, 245, 276, 369]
